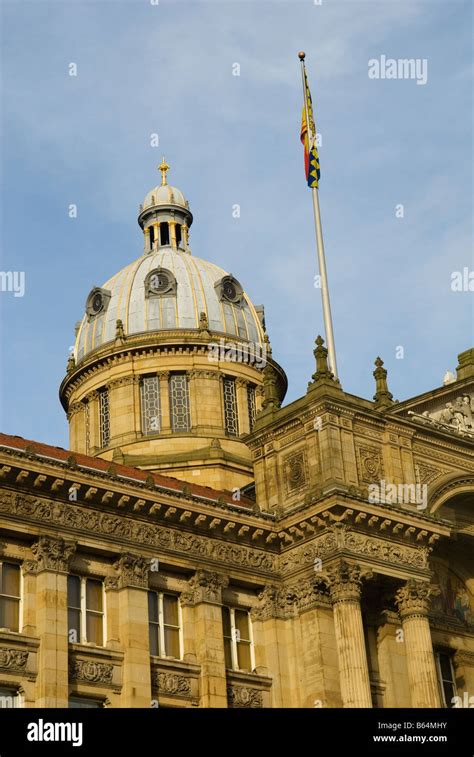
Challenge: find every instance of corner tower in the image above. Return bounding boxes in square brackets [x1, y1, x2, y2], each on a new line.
[59, 162, 287, 491]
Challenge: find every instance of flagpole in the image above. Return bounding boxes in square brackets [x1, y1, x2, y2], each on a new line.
[298, 51, 339, 380]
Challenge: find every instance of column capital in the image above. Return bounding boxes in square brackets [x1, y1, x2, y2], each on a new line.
[113, 552, 150, 590]
[31, 535, 76, 573]
[323, 560, 373, 604]
[181, 569, 229, 606]
[395, 579, 439, 620]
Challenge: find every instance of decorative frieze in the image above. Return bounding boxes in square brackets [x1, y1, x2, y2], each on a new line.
[251, 579, 329, 621]
[31, 535, 76, 573]
[69, 660, 113, 686]
[227, 684, 263, 708]
[279, 527, 429, 575]
[0, 648, 29, 673]
[181, 570, 229, 606]
[0, 492, 276, 574]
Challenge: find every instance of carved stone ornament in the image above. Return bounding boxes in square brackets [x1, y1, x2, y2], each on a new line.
[180, 570, 229, 606]
[407, 393, 474, 438]
[0, 492, 277, 574]
[69, 660, 113, 686]
[151, 670, 191, 697]
[322, 561, 373, 604]
[31, 536, 76, 573]
[395, 579, 440, 620]
[227, 685, 263, 708]
[283, 451, 307, 494]
[356, 445, 384, 484]
[251, 580, 329, 621]
[113, 553, 150, 589]
[0, 648, 29, 673]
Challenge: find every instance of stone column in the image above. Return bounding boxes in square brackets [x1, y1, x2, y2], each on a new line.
[153, 222, 160, 250]
[395, 580, 441, 708]
[32, 536, 76, 707]
[86, 390, 100, 454]
[114, 553, 151, 708]
[325, 561, 373, 708]
[144, 226, 150, 253]
[236, 379, 249, 435]
[158, 372, 171, 433]
[169, 221, 177, 249]
[181, 570, 228, 708]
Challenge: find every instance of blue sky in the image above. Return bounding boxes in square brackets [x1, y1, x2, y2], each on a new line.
[0, 0, 472, 447]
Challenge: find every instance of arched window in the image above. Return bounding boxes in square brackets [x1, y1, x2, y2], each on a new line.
[175, 224, 182, 248]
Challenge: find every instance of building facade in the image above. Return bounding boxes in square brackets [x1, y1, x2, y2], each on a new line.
[0, 166, 473, 708]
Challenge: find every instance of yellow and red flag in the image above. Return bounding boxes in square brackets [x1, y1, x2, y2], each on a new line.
[300, 69, 320, 188]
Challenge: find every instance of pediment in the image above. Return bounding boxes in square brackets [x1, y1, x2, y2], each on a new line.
[392, 385, 474, 440]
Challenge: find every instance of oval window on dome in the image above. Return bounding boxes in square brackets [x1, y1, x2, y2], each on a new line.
[215, 275, 244, 306]
[145, 268, 177, 298]
[85, 287, 111, 320]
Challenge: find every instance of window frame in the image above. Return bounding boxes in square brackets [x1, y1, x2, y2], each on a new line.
[247, 383, 256, 432]
[222, 606, 255, 672]
[68, 575, 105, 647]
[99, 389, 110, 448]
[169, 373, 191, 433]
[435, 651, 457, 708]
[222, 376, 239, 437]
[0, 686, 22, 709]
[140, 374, 161, 435]
[148, 591, 183, 660]
[0, 561, 22, 633]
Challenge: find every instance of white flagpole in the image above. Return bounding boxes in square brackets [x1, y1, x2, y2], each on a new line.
[299, 51, 339, 380]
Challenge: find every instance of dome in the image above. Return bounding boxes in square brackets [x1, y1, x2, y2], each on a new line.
[75, 248, 265, 362]
[142, 184, 188, 211]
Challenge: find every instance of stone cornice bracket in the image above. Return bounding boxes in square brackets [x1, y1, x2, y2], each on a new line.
[180, 569, 229, 606]
[113, 552, 150, 590]
[373, 357, 394, 409]
[31, 535, 76, 573]
[395, 579, 440, 620]
[321, 560, 373, 604]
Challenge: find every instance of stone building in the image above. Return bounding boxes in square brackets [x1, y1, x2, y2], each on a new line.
[0, 163, 473, 709]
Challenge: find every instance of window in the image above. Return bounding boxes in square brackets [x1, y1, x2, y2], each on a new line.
[223, 377, 239, 436]
[169, 374, 191, 432]
[149, 225, 155, 249]
[0, 562, 20, 632]
[148, 592, 182, 659]
[0, 687, 20, 709]
[247, 384, 256, 432]
[160, 222, 170, 246]
[84, 400, 90, 455]
[222, 607, 254, 672]
[68, 576, 104, 646]
[175, 224, 182, 247]
[99, 389, 110, 448]
[141, 375, 161, 434]
[69, 697, 103, 709]
[436, 652, 457, 707]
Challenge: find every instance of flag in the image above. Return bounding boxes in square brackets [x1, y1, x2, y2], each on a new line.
[300, 70, 320, 188]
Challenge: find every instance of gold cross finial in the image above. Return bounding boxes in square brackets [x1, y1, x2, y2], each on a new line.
[158, 157, 170, 186]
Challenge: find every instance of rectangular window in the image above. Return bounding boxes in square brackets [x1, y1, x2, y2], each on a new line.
[148, 592, 182, 659]
[223, 377, 239, 436]
[247, 384, 256, 432]
[69, 697, 103, 709]
[169, 374, 191, 432]
[141, 375, 161, 434]
[99, 389, 110, 448]
[0, 687, 20, 709]
[222, 606, 254, 672]
[436, 652, 457, 707]
[84, 401, 90, 454]
[68, 575, 104, 646]
[0, 562, 20, 632]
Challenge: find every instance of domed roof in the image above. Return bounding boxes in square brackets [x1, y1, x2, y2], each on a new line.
[75, 248, 265, 362]
[142, 184, 188, 211]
